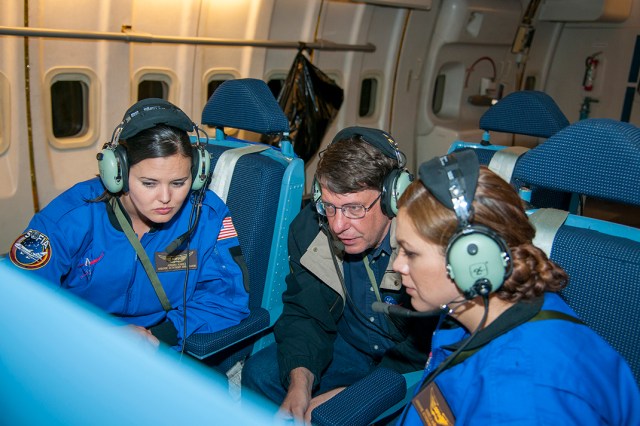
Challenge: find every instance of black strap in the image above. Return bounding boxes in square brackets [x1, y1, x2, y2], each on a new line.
[110, 198, 173, 312]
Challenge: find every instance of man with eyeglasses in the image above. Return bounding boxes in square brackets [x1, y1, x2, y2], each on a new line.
[242, 127, 435, 424]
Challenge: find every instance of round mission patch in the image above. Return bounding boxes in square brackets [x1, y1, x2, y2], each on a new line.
[10, 229, 52, 270]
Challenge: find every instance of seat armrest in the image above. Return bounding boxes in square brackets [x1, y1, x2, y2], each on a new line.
[184, 308, 270, 359]
[311, 367, 406, 426]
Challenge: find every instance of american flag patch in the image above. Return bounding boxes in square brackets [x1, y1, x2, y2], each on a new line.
[218, 216, 238, 240]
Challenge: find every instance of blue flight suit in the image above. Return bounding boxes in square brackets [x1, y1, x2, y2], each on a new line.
[9, 178, 249, 349]
[399, 292, 640, 425]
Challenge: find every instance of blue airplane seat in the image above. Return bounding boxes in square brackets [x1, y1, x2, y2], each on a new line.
[529, 209, 640, 385]
[515, 118, 640, 206]
[201, 77, 290, 135]
[183, 79, 304, 370]
[480, 90, 570, 138]
[449, 90, 574, 211]
[518, 119, 640, 385]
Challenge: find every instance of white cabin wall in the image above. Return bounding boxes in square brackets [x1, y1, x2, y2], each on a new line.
[1, 0, 138, 251]
[529, 0, 640, 124]
[413, 0, 524, 165]
[196, 0, 275, 116]
[130, 0, 199, 113]
[389, 5, 440, 173]
[32, 0, 127, 205]
[265, 0, 321, 77]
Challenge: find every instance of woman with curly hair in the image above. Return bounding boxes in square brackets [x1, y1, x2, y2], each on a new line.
[393, 150, 639, 425]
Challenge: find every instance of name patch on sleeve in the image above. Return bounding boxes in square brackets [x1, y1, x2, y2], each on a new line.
[10, 230, 52, 270]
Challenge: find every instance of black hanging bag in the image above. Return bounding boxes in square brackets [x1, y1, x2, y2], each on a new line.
[272, 49, 344, 163]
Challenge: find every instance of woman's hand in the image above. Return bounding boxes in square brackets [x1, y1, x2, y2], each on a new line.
[126, 325, 160, 348]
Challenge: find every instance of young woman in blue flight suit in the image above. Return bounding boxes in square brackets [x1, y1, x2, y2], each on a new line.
[392, 150, 639, 425]
[8, 99, 249, 351]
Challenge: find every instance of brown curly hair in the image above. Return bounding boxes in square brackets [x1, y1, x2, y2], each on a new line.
[398, 165, 567, 303]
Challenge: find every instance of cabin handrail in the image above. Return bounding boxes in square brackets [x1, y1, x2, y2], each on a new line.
[0, 26, 376, 52]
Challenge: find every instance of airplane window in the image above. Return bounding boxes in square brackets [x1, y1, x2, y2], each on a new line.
[432, 74, 446, 114]
[207, 79, 229, 101]
[138, 80, 168, 101]
[359, 77, 378, 118]
[267, 78, 285, 99]
[51, 80, 86, 138]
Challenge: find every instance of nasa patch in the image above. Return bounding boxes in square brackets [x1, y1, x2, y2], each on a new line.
[10, 229, 52, 270]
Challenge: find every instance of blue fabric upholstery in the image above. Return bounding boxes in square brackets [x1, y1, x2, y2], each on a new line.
[520, 118, 640, 384]
[549, 223, 640, 384]
[311, 367, 407, 426]
[184, 79, 304, 364]
[201, 78, 290, 134]
[515, 118, 640, 206]
[184, 144, 285, 362]
[480, 90, 570, 138]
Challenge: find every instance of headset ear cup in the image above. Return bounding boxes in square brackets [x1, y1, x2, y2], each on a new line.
[191, 146, 211, 191]
[381, 169, 413, 218]
[98, 145, 128, 193]
[312, 177, 322, 204]
[445, 227, 510, 299]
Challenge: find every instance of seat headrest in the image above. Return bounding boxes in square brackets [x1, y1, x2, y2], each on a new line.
[480, 90, 569, 138]
[201, 78, 289, 135]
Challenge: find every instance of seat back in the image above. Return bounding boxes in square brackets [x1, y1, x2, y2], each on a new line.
[530, 209, 640, 385]
[520, 118, 640, 384]
[515, 118, 640, 206]
[205, 140, 303, 319]
[184, 79, 303, 362]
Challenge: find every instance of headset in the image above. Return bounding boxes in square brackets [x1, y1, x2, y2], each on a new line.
[419, 149, 512, 300]
[312, 126, 413, 218]
[97, 98, 211, 194]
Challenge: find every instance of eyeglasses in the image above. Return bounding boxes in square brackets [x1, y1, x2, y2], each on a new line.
[316, 193, 382, 219]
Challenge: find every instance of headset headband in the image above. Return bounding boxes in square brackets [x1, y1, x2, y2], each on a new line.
[119, 98, 196, 141]
[419, 149, 479, 226]
[332, 126, 406, 168]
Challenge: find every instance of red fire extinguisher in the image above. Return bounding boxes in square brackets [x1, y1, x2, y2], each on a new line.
[583, 52, 601, 91]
